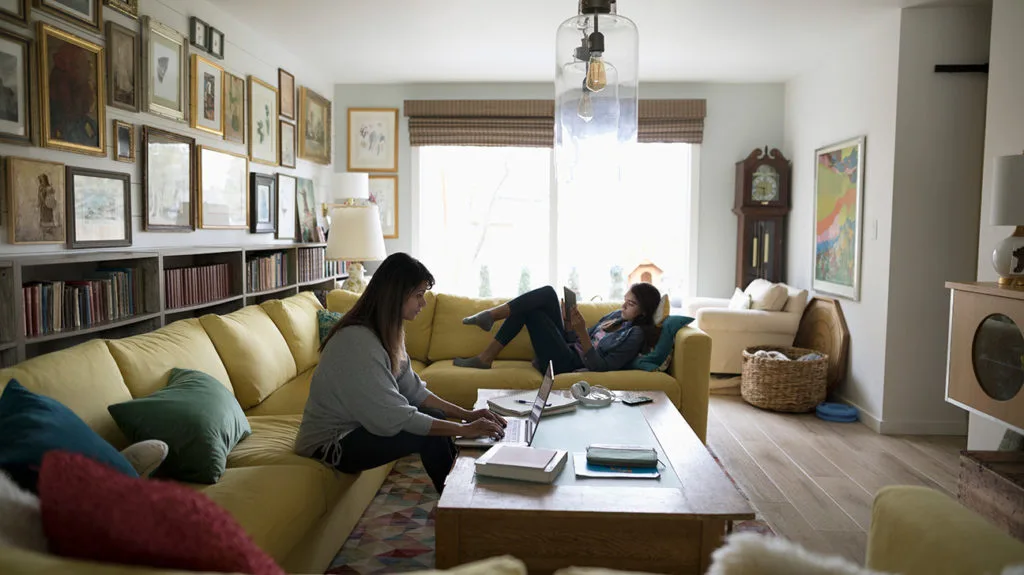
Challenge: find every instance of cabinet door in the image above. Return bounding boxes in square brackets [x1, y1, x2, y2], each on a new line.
[737, 218, 759, 289]
[760, 219, 777, 282]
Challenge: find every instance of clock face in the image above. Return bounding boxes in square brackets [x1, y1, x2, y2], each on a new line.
[751, 165, 779, 203]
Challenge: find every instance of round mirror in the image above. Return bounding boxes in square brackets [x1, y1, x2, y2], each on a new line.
[972, 313, 1024, 401]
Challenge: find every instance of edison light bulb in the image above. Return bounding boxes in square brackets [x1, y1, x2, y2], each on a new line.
[586, 55, 607, 92]
[577, 91, 594, 122]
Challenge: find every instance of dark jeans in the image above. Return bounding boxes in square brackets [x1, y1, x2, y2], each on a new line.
[494, 286, 585, 375]
[316, 407, 457, 494]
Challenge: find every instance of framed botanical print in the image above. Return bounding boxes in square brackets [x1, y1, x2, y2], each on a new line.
[103, 0, 136, 19]
[105, 21, 138, 112]
[36, 0, 100, 32]
[369, 175, 398, 239]
[66, 166, 131, 249]
[223, 71, 244, 144]
[279, 120, 295, 168]
[250, 173, 276, 234]
[276, 173, 296, 241]
[188, 17, 208, 51]
[208, 27, 224, 59]
[0, 28, 32, 146]
[813, 136, 865, 301]
[0, 0, 29, 26]
[299, 87, 331, 165]
[347, 108, 397, 172]
[142, 126, 194, 232]
[6, 156, 65, 244]
[278, 68, 294, 120]
[190, 54, 223, 136]
[113, 119, 134, 163]
[247, 75, 278, 166]
[296, 177, 317, 243]
[142, 16, 187, 122]
[198, 146, 248, 229]
[38, 23, 105, 156]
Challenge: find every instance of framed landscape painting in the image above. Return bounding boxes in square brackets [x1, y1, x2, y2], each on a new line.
[198, 146, 248, 229]
[38, 23, 105, 156]
[248, 75, 278, 166]
[66, 166, 131, 249]
[7, 156, 65, 244]
[369, 175, 397, 239]
[347, 107, 397, 172]
[813, 136, 865, 301]
[142, 17, 187, 123]
[299, 87, 331, 165]
[0, 28, 32, 146]
[190, 54, 223, 135]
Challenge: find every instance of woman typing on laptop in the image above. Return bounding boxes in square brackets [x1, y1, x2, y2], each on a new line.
[294, 253, 506, 494]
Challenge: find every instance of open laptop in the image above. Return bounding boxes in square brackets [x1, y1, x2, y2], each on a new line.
[455, 361, 555, 448]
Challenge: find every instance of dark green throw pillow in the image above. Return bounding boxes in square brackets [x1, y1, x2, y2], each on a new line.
[107, 368, 250, 484]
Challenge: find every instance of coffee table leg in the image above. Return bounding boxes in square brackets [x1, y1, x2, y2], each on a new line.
[435, 509, 460, 569]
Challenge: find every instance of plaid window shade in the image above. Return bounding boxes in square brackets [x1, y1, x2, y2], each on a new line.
[403, 99, 706, 147]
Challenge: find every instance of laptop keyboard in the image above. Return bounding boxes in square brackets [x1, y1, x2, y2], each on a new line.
[499, 419, 523, 442]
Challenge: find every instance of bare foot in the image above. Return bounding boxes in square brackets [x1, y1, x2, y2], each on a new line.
[453, 356, 492, 369]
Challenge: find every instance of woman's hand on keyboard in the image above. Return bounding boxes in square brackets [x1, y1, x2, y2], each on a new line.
[461, 419, 505, 440]
[466, 407, 507, 427]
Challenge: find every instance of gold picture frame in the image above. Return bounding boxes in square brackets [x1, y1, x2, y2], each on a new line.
[299, 87, 332, 165]
[247, 75, 278, 166]
[223, 71, 245, 144]
[190, 54, 224, 136]
[113, 119, 134, 163]
[369, 175, 398, 239]
[6, 156, 66, 244]
[103, 0, 137, 19]
[38, 22, 106, 156]
[198, 145, 249, 229]
[347, 107, 397, 172]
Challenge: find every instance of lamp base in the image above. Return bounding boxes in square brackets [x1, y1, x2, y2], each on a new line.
[341, 262, 368, 293]
[993, 226, 1024, 289]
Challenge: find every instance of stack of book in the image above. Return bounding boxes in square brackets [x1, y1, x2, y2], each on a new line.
[486, 390, 578, 417]
[475, 444, 568, 484]
[164, 263, 231, 310]
[22, 268, 141, 337]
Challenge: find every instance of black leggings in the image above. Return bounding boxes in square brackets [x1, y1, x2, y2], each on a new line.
[494, 286, 584, 375]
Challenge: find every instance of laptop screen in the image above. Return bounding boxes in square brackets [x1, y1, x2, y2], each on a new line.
[526, 361, 555, 443]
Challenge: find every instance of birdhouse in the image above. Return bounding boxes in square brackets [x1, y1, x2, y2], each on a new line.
[629, 260, 663, 287]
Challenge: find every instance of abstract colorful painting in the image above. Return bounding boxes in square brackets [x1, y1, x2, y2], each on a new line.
[813, 136, 864, 301]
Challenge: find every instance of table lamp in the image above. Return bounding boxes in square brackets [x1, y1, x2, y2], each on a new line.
[991, 152, 1024, 288]
[325, 173, 387, 293]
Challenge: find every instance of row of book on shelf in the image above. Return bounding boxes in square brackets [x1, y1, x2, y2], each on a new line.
[165, 264, 232, 310]
[247, 253, 289, 293]
[298, 248, 345, 283]
[22, 269, 141, 338]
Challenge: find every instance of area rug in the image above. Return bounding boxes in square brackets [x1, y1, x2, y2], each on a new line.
[327, 452, 774, 574]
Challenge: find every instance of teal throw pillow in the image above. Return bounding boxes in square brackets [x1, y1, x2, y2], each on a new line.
[317, 309, 344, 343]
[107, 368, 250, 484]
[629, 315, 695, 372]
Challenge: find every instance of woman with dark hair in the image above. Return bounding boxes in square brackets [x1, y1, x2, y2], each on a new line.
[454, 283, 662, 375]
[295, 252, 505, 494]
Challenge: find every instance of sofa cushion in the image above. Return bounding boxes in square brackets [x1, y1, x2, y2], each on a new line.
[420, 360, 544, 409]
[244, 368, 314, 417]
[411, 359, 428, 374]
[201, 306, 298, 410]
[428, 294, 536, 361]
[327, 289, 436, 362]
[578, 301, 622, 328]
[261, 293, 323, 374]
[106, 318, 233, 398]
[554, 371, 682, 408]
[745, 279, 788, 311]
[0, 340, 133, 448]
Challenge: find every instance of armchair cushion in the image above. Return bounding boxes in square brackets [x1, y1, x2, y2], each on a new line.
[745, 279, 788, 311]
[728, 288, 752, 310]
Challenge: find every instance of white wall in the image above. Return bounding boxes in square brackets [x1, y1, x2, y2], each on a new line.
[333, 82, 784, 297]
[783, 12, 902, 427]
[0, 0, 334, 256]
[969, 0, 1024, 449]
[881, 6, 990, 435]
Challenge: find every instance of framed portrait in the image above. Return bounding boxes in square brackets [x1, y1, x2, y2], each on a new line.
[208, 27, 223, 59]
[276, 173, 296, 241]
[188, 16, 207, 51]
[190, 54, 223, 135]
[142, 16, 187, 123]
[36, 0, 100, 32]
[250, 173, 276, 234]
[279, 120, 295, 168]
[223, 71, 244, 144]
[142, 125, 194, 232]
[38, 23, 105, 156]
[113, 119, 134, 162]
[198, 146, 248, 229]
[369, 175, 398, 239]
[296, 177, 317, 243]
[66, 166, 131, 249]
[103, 0, 136, 19]
[247, 75, 278, 166]
[299, 87, 331, 165]
[813, 136, 865, 301]
[0, 0, 29, 26]
[0, 28, 33, 146]
[105, 21, 138, 112]
[347, 108, 397, 172]
[278, 68, 294, 120]
[6, 156, 65, 244]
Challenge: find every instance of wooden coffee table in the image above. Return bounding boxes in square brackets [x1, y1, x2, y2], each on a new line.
[436, 390, 754, 574]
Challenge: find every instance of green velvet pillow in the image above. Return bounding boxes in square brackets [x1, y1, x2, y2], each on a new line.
[317, 309, 344, 343]
[629, 315, 694, 372]
[107, 368, 250, 484]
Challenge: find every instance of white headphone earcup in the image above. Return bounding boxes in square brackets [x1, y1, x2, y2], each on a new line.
[571, 381, 591, 400]
[570, 381, 614, 407]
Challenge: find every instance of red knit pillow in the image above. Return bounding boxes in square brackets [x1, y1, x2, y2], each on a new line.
[38, 451, 283, 575]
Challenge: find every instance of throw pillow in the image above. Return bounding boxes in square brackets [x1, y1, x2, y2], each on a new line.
[744, 279, 788, 311]
[120, 440, 169, 477]
[653, 294, 671, 327]
[317, 309, 344, 344]
[629, 315, 695, 372]
[728, 288, 751, 310]
[38, 450, 283, 575]
[0, 380, 137, 493]
[107, 368, 250, 484]
[0, 470, 46, 552]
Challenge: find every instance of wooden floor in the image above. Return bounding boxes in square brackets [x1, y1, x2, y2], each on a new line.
[707, 395, 965, 565]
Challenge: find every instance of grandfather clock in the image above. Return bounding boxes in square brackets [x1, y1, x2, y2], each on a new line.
[734, 147, 791, 289]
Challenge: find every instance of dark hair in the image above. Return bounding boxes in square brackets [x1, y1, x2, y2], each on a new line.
[320, 253, 435, 375]
[627, 282, 662, 352]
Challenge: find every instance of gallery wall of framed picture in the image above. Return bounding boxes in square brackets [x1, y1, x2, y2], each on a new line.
[0, 0, 337, 255]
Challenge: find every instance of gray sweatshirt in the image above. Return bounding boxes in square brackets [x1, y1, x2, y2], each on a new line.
[294, 325, 433, 463]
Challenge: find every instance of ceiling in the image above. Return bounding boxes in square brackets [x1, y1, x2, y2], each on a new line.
[209, 0, 988, 84]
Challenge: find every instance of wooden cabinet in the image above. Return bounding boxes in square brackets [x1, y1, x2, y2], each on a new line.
[734, 147, 791, 289]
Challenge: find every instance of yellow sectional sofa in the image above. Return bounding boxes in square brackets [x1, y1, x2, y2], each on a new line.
[327, 290, 713, 443]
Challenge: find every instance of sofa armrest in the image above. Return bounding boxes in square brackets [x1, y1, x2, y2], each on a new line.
[867, 486, 1024, 575]
[0, 547, 232, 574]
[696, 308, 800, 335]
[669, 325, 712, 444]
[684, 297, 730, 316]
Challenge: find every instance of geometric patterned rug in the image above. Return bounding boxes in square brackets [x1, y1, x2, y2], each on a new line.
[326, 452, 773, 574]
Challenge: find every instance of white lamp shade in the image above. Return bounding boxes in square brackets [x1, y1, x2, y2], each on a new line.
[333, 172, 369, 202]
[991, 154, 1024, 226]
[326, 205, 387, 262]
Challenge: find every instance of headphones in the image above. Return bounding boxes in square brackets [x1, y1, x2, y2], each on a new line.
[570, 381, 615, 408]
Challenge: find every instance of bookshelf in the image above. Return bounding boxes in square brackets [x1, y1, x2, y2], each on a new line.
[0, 244, 348, 368]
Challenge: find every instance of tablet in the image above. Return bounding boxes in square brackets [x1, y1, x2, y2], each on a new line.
[563, 286, 577, 313]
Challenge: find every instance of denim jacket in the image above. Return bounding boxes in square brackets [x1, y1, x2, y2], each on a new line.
[568, 310, 644, 372]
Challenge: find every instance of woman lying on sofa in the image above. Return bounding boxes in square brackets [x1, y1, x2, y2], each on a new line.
[454, 283, 662, 375]
[295, 253, 506, 494]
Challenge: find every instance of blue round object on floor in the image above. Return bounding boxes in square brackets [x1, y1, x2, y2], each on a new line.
[816, 402, 858, 422]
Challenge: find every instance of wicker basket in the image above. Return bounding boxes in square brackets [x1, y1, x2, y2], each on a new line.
[741, 345, 829, 412]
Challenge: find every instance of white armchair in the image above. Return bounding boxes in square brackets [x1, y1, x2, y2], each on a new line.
[685, 283, 809, 374]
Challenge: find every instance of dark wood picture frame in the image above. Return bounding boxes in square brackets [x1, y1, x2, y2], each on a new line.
[0, 27, 34, 146]
[279, 120, 295, 168]
[35, 0, 101, 32]
[65, 166, 131, 249]
[113, 119, 134, 163]
[207, 26, 224, 59]
[0, 0, 30, 27]
[278, 68, 294, 120]
[250, 172, 276, 234]
[105, 21, 139, 112]
[188, 16, 208, 51]
[142, 125, 195, 232]
[103, 0, 137, 19]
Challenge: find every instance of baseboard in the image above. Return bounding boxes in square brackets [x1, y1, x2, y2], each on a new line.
[877, 418, 969, 436]
[832, 394, 882, 433]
